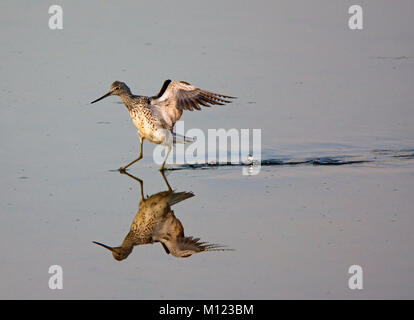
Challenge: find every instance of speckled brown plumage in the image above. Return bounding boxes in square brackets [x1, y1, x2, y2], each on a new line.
[92, 172, 233, 260]
[91, 80, 236, 170]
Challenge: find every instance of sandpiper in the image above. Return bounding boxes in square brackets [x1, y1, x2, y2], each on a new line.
[93, 171, 232, 260]
[91, 80, 235, 170]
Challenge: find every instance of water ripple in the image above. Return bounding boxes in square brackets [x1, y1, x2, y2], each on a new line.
[165, 148, 414, 171]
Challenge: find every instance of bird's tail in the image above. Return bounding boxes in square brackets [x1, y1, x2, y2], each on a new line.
[167, 191, 194, 206]
[172, 132, 196, 144]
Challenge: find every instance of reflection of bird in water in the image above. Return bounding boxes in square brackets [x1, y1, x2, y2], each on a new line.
[93, 171, 232, 260]
[91, 80, 235, 170]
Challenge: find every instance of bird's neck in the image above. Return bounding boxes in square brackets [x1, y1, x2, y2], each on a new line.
[122, 229, 151, 247]
[119, 92, 134, 108]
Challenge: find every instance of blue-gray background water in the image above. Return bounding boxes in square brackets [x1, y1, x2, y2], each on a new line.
[1, 1, 414, 299]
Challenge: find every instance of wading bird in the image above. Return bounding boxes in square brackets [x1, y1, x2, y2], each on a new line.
[91, 80, 235, 171]
[93, 171, 232, 260]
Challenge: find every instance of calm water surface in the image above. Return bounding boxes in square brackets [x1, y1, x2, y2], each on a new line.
[1, 1, 414, 299]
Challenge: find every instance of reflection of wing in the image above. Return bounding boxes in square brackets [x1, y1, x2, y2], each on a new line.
[150, 80, 235, 125]
[165, 191, 195, 207]
[160, 236, 232, 258]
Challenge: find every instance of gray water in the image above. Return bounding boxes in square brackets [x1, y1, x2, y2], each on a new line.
[1, 1, 414, 299]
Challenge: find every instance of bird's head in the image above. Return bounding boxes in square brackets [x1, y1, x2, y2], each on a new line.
[91, 81, 130, 104]
[92, 241, 132, 261]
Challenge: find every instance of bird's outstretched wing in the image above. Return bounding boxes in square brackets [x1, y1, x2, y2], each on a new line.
[150, 80, 236, 112]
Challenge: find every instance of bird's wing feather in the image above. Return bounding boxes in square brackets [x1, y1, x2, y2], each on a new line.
[150, 80, 235, 123]
[165, 191, 194, 207]
[160, 236, 232, 258]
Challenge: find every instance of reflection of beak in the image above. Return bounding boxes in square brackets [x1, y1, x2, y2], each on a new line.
[91, 91, 112, 104]
[92, 241, 114, 251]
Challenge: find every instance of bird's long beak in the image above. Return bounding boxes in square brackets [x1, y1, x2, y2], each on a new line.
[93, 241, 114, 252]
[91, 91, 112, 104]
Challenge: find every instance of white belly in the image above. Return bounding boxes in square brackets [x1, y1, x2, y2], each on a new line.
[131, 116, 169, 145]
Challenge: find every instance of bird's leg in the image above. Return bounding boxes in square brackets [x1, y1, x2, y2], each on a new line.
[159, 145, 172, 171]
[160, 170, 172, 192]
[119, 137, 144, 172]
[119, 171, 145, 201]
[137, 176, 144, 201]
